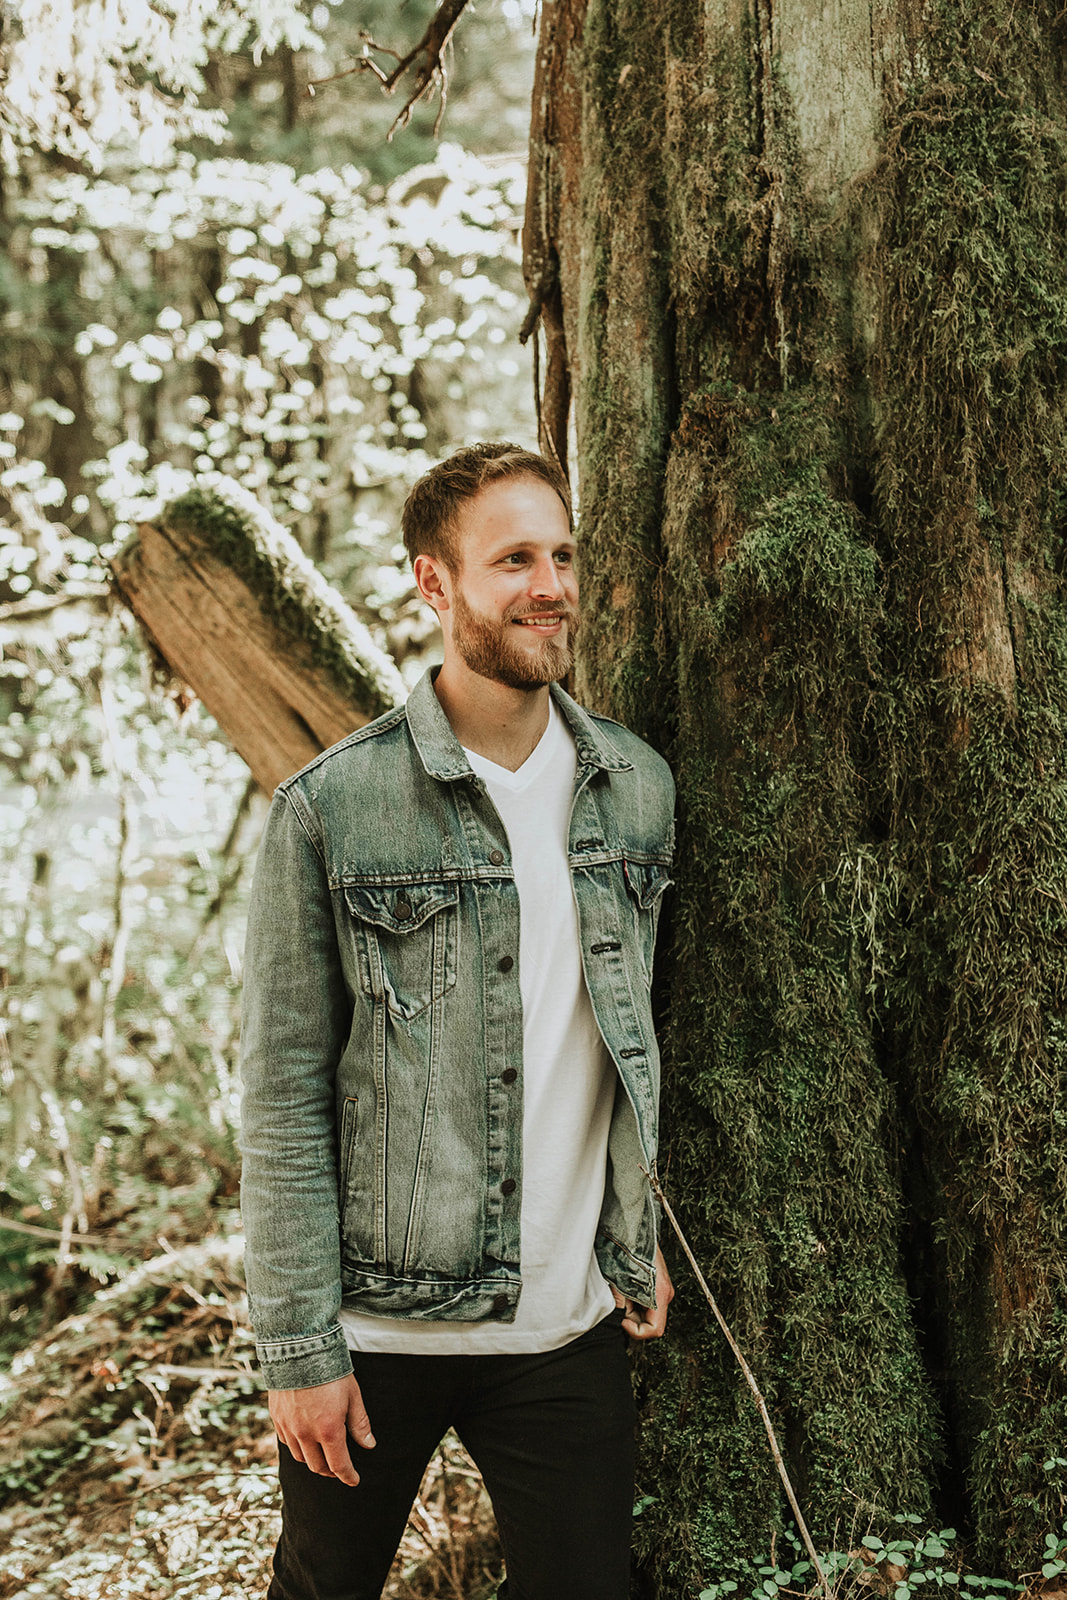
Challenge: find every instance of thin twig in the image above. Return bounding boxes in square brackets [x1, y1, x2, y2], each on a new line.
[306, 0, 472, 138]
[645, 1167, 833, 1600]
[0, 1213, 113, 1244]
[95, 667, 138, 1079]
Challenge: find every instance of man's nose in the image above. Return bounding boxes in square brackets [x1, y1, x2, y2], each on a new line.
[529, 556, 566, 598]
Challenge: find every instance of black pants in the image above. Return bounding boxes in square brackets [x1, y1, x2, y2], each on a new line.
[267, 1309, 636, 1600]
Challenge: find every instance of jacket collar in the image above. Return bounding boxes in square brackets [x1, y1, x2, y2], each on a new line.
[549, 683, 633, 772]
[405, 668, 633, 780]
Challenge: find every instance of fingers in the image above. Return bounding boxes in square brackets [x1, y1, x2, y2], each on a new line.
[346, 1378, 376, 1452]
[268, 1374, 373, 1487]
[278, 1418, 361, 1486]
[619, 1247, 675, 1341]
[610, 1284, 641, 1334]
[623, 1302, 668, 1339]
[320, 1420, 362, 1486]
[656, 1247, 675, 1312]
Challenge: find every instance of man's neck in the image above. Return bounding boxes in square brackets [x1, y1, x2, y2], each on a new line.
[433, 662, 554, 773]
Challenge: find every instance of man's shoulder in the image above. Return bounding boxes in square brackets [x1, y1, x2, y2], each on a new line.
[277, 698, 412, 799]
[589, 708, 673, 780]
[556, 689, 674, 795]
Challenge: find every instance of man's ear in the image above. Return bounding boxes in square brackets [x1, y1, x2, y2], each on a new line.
[413, 553, 451, 614]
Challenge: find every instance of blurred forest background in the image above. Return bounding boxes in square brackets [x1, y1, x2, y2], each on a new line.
[0, 4, 537, 1593]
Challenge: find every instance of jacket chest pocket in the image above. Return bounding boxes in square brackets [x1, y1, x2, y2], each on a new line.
[622, 859, 672, 984]
[344, 882, 459, 1022]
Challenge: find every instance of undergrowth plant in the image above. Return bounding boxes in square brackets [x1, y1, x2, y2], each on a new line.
[694, 1517, 1058, 1600]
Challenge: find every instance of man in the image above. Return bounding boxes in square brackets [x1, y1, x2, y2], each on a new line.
[239, 443, 676, 1600]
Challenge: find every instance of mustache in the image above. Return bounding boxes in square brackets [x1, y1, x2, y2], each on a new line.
[506, 602, 579, 622]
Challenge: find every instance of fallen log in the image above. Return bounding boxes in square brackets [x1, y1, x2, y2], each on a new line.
[111, 476, 405, 791]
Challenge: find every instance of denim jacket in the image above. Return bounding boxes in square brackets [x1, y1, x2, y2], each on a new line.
[239, 669, 674, 1390]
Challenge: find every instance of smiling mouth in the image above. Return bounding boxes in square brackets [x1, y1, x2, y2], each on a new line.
[512, 613, 565, 628]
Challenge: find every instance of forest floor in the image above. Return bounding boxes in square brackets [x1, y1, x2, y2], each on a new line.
[0, 1232, 503, 1600]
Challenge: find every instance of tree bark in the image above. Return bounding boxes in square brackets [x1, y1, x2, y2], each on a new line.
[528, 0, 1067, 1585]
[111, 482, 404, 791]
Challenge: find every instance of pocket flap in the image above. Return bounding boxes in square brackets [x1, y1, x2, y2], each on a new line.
[344, 881, 459, 934]
[623, 860, 672, 910]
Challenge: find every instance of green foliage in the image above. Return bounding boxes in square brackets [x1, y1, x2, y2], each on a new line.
[4, 145, 529, 545]
[0, 0, 319, 168]
[219, 0, 538, 186]
[693, 1516, 1067, 1600]
[0, 9, 537, 1374]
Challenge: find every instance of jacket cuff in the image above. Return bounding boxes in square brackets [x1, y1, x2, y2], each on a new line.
[254, 1323, 353, 1390]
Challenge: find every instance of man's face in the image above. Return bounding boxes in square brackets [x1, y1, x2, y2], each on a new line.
[442, 476, 581, 691]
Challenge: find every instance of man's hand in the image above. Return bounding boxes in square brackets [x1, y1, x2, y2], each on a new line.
[611, 1246, 674, 1341]
[268, 1374, 375, 1486]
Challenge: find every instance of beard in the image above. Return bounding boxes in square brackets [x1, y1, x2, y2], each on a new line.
[451, 590, 581, 690]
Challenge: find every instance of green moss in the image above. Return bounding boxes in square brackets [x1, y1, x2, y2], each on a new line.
[640, 447, 942, 1584]
[866, 37, 1067, 1567]
[878, 671, 1067, 1564]
[871, 78, 1067, 576]
[153, 476, 403, 717]
[545, 0, 1067, 1586]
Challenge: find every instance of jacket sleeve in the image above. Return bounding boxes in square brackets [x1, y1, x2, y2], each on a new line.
[239, 786, 355, 1390]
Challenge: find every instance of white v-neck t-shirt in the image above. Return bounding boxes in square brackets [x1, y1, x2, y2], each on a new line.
[340, 701, 617, 1354]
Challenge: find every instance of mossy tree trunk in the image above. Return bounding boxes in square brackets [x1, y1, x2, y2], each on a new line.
[525, 0, 1067, 1588]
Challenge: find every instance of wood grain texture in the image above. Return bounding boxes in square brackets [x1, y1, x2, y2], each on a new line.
[113, 518, 399, 792]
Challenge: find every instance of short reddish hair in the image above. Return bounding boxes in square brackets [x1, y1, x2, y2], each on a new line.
[401, 443, 572, 570]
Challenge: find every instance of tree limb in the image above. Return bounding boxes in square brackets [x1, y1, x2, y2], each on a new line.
[0, 1214, 113, 1245]
[306, 0, 473, 138]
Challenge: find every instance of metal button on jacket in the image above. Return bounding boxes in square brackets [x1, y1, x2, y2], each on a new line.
[489, 848, 505, 866]
[501, 1178, 517, 1196]
[501, 1068, 518, 1085]
[498, 955, 514, 973]
[395, 896, 412, 921]
[492, 1294, 509, 1316]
